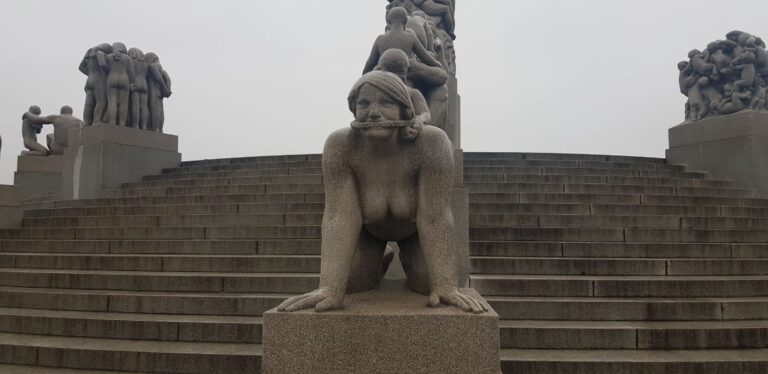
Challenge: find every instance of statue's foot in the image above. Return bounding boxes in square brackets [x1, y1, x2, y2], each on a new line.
[277, 287, 345, 313]
[428, 286, 490, 314]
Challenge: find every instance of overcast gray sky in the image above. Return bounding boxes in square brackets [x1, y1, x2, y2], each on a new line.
[1, 0, 766, 184]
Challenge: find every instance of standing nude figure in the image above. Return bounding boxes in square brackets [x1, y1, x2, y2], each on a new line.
[146, 52, 172, 132]
[128, 48, 150, 129]
[79, 43, 112, 126]
[21, 106, 49, 156]
[277, 71, 487, 314]
[105, 42, 135, 127]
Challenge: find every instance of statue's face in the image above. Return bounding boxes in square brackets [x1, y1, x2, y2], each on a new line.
[355, 84, 402, 140]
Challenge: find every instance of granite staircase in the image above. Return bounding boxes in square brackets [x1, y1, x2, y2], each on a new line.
[0, 152, 766, 373]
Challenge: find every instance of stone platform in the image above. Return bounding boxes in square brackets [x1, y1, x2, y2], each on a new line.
[62, 125, 181, 200]
[0, 185, 21, 227]
[263, 288, 500, 374]
[13, 155, 63, 197]
[667, 110, 768, 196]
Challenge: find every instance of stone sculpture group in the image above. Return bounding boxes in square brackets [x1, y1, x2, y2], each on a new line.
[20, 105, 83, 156]
[679, 30, 768, 121]
[80, 42, 172, 132]
[277, 3, 488, 315]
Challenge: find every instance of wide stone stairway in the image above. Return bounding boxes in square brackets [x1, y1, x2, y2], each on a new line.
[0, 152, 767, 373]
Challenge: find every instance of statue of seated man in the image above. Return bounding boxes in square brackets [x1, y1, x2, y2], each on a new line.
[24, 106, 83, 155]
[21, 106, 49, 156]
[277, 71, 488, 314]
[377, 49, 432, 129]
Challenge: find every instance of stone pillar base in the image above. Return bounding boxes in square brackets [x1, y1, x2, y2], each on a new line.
[0, 185, 21, 227]
[62, 125, 181, 200]
[263, 288, 500, 374]
[667, 110, 768, 196]
[13, 155, 63, 198]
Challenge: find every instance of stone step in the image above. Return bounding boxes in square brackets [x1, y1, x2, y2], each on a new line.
[0, 268, 318, 293]
[0, 239, 321, 255]
[0, 364, 149, 373]
[499, 320, 768, 349]
[471, 214, 682, 228]
[474, 242, 768, 259]
[499, 348, 768, 374]
[470, 227, 768, 243]
[472, 274, 768, 297]
[0, 254, 320, 273]
[52, 193, 319, 209]
[464, 159, 684, 171]
[145, 171, 322, 183]
[170, 160, 322, 173]
[0, 307, 262, 343]
[487, 296, 768, 321]
[25, 202, 325, 218]
[0, 332, 261, 374]
[464, 166, 709, 179]
[463, 152, 666, 164]
[22, 213, 325, 228]
[0, 225, 322, 240]
[472, 257, 768, 276]
[0, 286, 288, 316]
[465, 173, 733, 188]
[179, 153, 320, 167]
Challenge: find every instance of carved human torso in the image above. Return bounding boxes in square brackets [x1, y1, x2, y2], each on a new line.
[107, 53, 132, 88]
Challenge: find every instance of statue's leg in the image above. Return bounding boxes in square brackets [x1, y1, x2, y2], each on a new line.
[23, 139, 49, 156]
[139, 92, 150, 130]
[94, 82, 108, 125]
[83, 90, 95, 127]
[346, 229, 389, 294]
[107, 86, 119, 125]
[420, 2, 454, 33]
[398, 234, 432, 295]
[118, 89, 130, 127]
[158, 101, 165, 133]
[425, 84, 449, 131]
[129, 92, 140, 128]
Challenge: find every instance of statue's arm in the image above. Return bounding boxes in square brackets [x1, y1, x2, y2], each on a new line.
[417, 130, 489, 313]
[161, 69, 172, 96]
[79, 54, 89, 75]
[149, 65, 171, 94]
[413, 37, 442, 67]
[318, 131, 362, 294]
[25, 114, 53, 126]
[97, 51, 109, 71]
[127, 58, 136, 85]
[363, 38, 382, 74]
[411, 89, 432, 124]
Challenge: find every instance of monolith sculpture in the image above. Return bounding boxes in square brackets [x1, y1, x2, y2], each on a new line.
[263, 3, 498, 373]
[24, 106, 83, 155]
[669, 30, 768, 196]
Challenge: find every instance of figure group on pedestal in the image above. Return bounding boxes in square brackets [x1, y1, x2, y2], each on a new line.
[679, 30, 768, 122]
[364, 5, 456, 132]
[20, 105, 83, 156]
[80, 42, 172, 132]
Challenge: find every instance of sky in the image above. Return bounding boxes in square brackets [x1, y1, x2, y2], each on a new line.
[0, 0, 766, 184]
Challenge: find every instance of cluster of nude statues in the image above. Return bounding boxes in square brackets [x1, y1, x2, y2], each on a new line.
[361, 3, 456, 132]
[20, 105, 83, 156]
[277, 3, 487, 315]
[679, 30, 768, 122]
[80, 42, 172, 132]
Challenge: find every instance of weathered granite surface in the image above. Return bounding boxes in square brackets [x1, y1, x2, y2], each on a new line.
[264, 288, 500, 374]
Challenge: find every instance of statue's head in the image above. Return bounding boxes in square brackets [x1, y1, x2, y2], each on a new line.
[387, 7, 409, 26]
[687, 49, 701, 59]
[112, 42, 128, 53]
[726, 30, 745, 42]
[28, 105, 41, 115]
[348, 71, 419, 141]
[128, 48, 145, 62]
[60, 106, 73, 115]
[94, 43, 114, 54]
[145, 52, 160, 64]
[678, 61, 690, 71]
[378, 49, 410, 82]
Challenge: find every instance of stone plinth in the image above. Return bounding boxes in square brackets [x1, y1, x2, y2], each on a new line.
[13, 155, 64, 197]
[263, 288, 500, 374]
[62, 125, 181, 200]
[0, 185, 21, 227]
[667, 110, 768, 196]
[446, 76, 461, 149]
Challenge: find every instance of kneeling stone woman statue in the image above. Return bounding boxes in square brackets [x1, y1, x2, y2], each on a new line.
[278, 71, 488, 314]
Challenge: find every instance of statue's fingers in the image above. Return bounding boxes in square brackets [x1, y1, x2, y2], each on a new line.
[315, 297, 342, 312]
[458, 293, 483, 314]
[479, 298, 492, 312]
[276, 296, 303, 312]
[445, 293, 470, 312]
[428, 292, 441, 307]
[285, 295, 323, 312]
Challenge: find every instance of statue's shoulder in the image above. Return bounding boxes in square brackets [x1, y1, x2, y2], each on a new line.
[420, 125, 451, 146]
[324, 127, 353, 151]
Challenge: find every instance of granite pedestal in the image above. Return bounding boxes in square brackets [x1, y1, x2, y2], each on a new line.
[446, 76, 461, 149]
[263, 288, 500, 374]
[0, 185, 21, 227]
[13, 155, 64, 198]
[62, 125, 181, 200]
[667, 110, 768, 196]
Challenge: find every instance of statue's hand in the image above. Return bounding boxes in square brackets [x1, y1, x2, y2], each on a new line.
[428, 286, 490, 314]
[277, 287, 345, 313]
